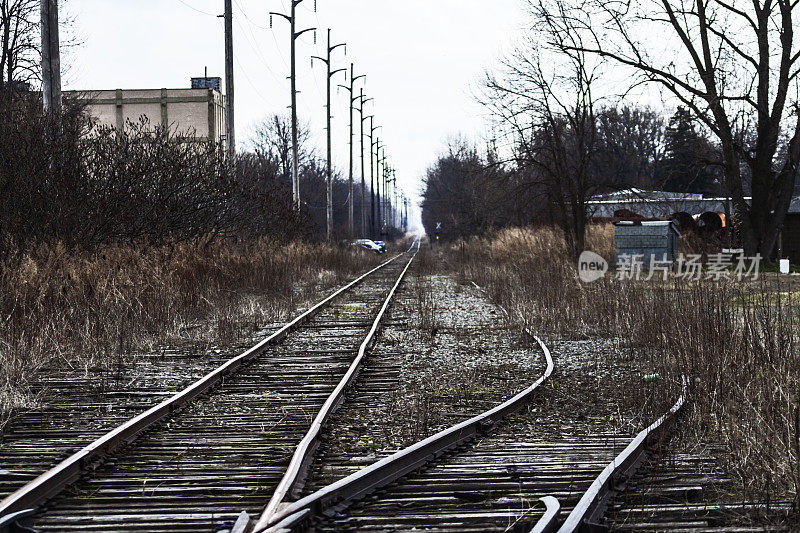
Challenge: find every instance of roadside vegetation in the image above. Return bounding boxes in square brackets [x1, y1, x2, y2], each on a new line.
[448, 226, 799, 510]
[0, 70, 389, 426]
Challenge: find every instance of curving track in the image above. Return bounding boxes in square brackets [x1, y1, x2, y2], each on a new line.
[239, 276, 689, 533]
[311, 415, 631, 533]
[0, 243, 419, 532]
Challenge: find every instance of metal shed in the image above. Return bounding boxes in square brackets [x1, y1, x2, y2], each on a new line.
[614, 220, 680, 266]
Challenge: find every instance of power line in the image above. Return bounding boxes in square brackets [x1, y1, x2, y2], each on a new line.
[268, 14, 290, 71]
[233, 16, 286, 86]
[174, 0, 218, 17]
[232, 0, 269, 29]
[233, 54, 272, 105]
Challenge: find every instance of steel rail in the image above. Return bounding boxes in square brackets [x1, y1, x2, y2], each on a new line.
[531, 496, 561, 533]
[0, 249, 409, 523]
[543, 377, 688, 533]
[472, 278, 690, 533]
[252, 239, 421, 531]
[249, 329, 555, 533]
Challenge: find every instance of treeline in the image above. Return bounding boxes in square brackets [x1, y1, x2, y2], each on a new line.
[425, 0, 800, 260]
[422, 106, 723, 249]
[0, 90, 374, 253]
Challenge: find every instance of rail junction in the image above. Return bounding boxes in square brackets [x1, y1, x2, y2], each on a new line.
[0, 241, 792, 532]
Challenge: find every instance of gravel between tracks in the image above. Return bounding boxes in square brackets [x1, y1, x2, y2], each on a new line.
[304, 255, 653, 497]
[301, 253, 666, 532]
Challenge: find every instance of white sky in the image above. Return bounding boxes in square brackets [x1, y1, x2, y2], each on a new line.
[63, 0, 527, 225]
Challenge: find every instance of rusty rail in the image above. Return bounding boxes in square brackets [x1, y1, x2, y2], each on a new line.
[252, 239, 421, 530]
[539, 377, 688, 533]
[0, 249, 409, 523]
[245, 328, 554, 533]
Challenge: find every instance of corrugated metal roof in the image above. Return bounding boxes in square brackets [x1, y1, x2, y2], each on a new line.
[585, 189, 800, 218]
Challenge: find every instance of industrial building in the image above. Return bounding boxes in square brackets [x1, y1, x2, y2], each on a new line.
[65, 77, 227, 148]
[590, 188, 800, 264]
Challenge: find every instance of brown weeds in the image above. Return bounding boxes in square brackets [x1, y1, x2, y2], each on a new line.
[0, 239, 377, 422]
[449, 225, 799, 508]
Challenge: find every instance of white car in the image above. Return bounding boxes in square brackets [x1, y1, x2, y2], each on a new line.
[351, 239, 384, 254]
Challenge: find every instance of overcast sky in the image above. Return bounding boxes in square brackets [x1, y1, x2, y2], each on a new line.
[63, 0, 527, 225]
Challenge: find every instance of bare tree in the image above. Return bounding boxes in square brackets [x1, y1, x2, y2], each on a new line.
[0, 0, 39, 90]
[595, 106, 665, 190]
[484, 15, 610, 259]
[534, 0, 800, 257]
[420, 139, 510, 240]
[254, 114, 310, 185]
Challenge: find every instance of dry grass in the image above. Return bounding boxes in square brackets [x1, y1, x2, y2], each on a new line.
[0, 238, 379, 424]
[451, 225, 615, 337]
[449, 224, 799, 509]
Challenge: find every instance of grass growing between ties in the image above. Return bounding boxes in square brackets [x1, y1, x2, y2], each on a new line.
[449, 225, 800, 512]
[0, 238, 380, 426]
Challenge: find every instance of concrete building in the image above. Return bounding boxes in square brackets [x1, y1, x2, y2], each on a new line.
[65, 77, 226, 147]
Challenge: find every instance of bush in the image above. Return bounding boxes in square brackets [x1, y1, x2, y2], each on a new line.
[0, 93, 310, 251]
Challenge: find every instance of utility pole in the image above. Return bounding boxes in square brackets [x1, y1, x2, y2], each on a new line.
[388, 173, 396, 229]
[271, 1, 315, 210]
[41, 0, 61, 119]
[356, 91, 373, 237]
[392, 169, 399, 228]
[376, 143, 385, 237]
[379, 150, 388, 235]
[338, 64, 365, 236]
[390, 177, 396, 229]
[312, 29, 346, 240]
[391, 169, 397, 228]
[367, 118, 381, 239]
[385, 158, 391, 234]
[403, 195, 408, 231]
[387, 173, 395, 229]
[223, 0, 235, 159]
[406, 196, 409, 231]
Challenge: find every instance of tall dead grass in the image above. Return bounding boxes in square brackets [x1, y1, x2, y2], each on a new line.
[452, 225, 615, 336]
[450, 225, 799, 509]
[0, 239, 377, 423]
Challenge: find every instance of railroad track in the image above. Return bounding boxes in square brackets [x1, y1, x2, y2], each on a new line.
[229, 258, 789, 533]
[605, 445, 796, 532]
[239, 359, 686, 533]
[3, 242, 782, 532]
[0, 241, 419, 532]
[228, 276, 690, 533]
[0, 349, 239, 502]
[243, 332, 634, 533]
